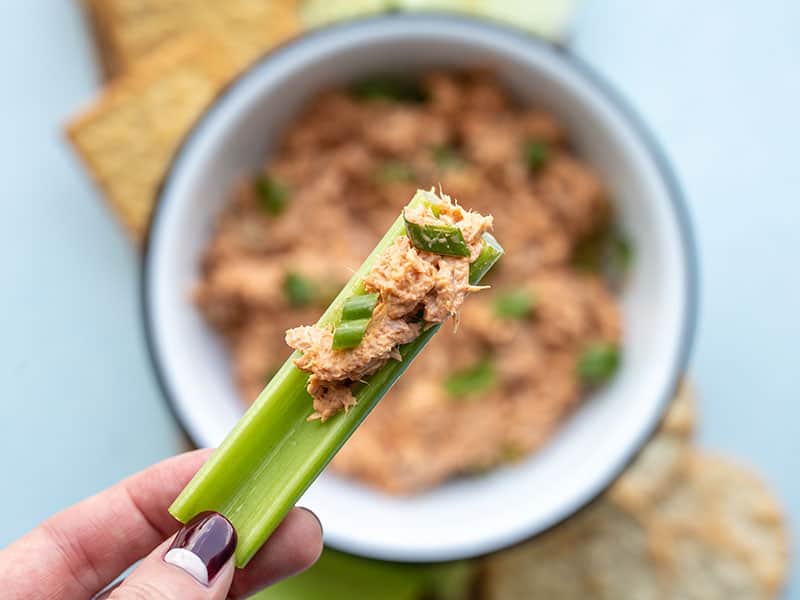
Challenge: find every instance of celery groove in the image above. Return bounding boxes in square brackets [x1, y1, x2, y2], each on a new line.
[169, 195, 504, 567]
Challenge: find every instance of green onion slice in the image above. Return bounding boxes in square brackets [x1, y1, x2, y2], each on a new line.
[444, 359, 497, 398]
[254, 174, 289, 215]
[577, 342, 621, 386]
[572, 225, 634, 289]
[332, 293, 379, 350]
[332, 318, 371, 350]
[351, 76, 428, 103]
[169, 194, 503, 567]
[494, 289, 536, 320]
[403, 213, 470, 257]
[341, 293, 378, 321]
[283, 272, 316, 307]
[523, 139, 550, 171]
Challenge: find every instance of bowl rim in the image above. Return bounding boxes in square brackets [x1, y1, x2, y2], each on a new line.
[140, 13, 699, 562]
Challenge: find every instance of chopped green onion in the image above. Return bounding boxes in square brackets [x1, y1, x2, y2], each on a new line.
[577, 342, 621, 386]
[572, 225, 634, 288]
[611, 234, 633, 274]
[332, 318, 370, 350]
[341, 293, 378, 321]
[403, 213, 470, 257]
[468, 233, 503, 282]
[170, 193, 503, 567]
[352, 76, 428, 103]
[283, 272, 316, 307]
[375, 161, 415, 183]
[523, 139, 550, 171]
[332, 293, 379, 350]
[254, 174, 289, 215]
[431, 144, 464, 170]
[494, 289, 536, 319]
[445, 359, 497, 398]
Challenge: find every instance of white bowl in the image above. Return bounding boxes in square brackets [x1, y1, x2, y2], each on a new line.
[143, 15, 697, 563]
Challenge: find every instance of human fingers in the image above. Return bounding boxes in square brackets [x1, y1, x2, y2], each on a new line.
[108, 511, 235, 600]
[0, 449, 213, 598]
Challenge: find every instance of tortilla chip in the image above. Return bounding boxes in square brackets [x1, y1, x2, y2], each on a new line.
[84, 0, 299, 77]
[66, 37, 234, 237]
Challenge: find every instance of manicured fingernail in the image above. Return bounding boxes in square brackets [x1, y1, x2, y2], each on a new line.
[164, 511, 236, 586]
[298, 506, 323, 537]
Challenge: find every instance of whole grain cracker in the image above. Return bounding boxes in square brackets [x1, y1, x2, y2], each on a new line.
[483, 501, 663, 600]
[653, 454, 789, 597]
[67, 37, 234, 237]
[79, 0, 123, 77]
[665, 532, 767, 600]
[85, 0, 298, 77]
[485, 474, 787, 599]
[483, 385, 789, 599]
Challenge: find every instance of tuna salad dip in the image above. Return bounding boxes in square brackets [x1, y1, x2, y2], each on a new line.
[286, 190, 494, 422]
[195, 70, 627, 494]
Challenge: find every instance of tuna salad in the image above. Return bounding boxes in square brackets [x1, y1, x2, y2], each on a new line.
[195, 70, 627, 494]
[286, 190, 493, 422]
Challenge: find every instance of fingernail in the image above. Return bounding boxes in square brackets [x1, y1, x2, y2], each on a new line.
[164, 511, 237, 586]
[298, 506, 323, 537]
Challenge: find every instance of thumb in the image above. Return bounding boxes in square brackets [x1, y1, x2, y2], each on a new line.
[109, 512, 237, 600]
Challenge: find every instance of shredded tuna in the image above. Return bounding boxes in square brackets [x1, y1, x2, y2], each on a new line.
[286, 191, 491, 420]
[363, 236, 436, 318]
[422, 255, 470, 322]
[286, 308, 422, 383]
[307, 376, 357, 422]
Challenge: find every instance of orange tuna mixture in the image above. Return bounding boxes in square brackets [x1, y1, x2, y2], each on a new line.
[286, 192, 493, 422]
[195, 71, 625, 494]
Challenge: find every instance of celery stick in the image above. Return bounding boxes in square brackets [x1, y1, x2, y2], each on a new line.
[169, 193, 503, 567]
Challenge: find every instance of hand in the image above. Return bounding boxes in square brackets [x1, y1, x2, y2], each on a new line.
[0, 449, 323, 599]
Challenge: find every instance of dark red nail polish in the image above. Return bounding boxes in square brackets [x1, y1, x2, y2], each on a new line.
[164, 511, 237, 586]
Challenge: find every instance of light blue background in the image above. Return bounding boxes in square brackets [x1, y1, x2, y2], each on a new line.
[1, 0, 797, 596]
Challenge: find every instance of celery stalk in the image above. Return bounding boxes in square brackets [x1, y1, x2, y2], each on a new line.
[169, 197, 503, 567]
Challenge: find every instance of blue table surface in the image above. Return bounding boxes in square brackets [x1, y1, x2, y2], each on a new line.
[1, 0, 797, 595]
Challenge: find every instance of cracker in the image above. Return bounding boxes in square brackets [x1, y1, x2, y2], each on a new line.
[667, 533, 766, 600]
[79, 0, 122, 78]
[483, 501, 663, 600]
[84, 0, 299, 77]
[483, 384, 789, 599]
[608, 380, 695, 511]
[66, 37, 234, 237]
[485, 475, 787, 599]
[654, 454, 789, 597]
